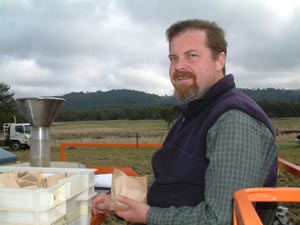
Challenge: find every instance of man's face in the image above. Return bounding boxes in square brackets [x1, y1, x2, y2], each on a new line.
[168, 30, 225, 102]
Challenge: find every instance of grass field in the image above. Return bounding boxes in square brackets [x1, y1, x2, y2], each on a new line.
[11, 118, 300, 224]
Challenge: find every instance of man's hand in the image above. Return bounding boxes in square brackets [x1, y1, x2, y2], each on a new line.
[92, 193, 115, 216]
[115, 195, 150, 224]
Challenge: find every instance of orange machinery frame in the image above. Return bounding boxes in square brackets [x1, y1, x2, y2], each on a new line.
[234, 157, 300, 225]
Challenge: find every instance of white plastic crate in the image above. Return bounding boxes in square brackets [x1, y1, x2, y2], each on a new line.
[0, 166, 97, 225]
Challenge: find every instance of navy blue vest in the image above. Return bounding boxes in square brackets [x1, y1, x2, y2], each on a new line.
[147, 74, 277, 207]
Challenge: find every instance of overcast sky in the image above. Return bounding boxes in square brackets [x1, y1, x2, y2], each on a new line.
[1, 0, 300, 99]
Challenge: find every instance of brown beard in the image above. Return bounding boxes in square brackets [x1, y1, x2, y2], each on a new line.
[173, 70, 200, 103]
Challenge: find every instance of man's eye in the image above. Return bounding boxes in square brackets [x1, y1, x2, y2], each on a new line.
[169, 56, 177, 62]
[188, 53, 197, 58]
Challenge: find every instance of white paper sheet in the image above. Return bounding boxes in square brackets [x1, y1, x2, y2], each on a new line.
[94, 174, 112, 188]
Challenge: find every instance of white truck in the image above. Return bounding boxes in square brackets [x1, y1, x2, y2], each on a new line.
[0, 123, 31, 150]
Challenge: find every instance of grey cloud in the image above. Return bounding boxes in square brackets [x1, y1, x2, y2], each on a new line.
[0, 0, 299, 98]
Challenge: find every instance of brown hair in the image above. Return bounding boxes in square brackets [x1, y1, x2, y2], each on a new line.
[166, 19, 227, 74]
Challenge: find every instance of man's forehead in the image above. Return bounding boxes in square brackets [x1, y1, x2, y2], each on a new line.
[169, 30, 207, 52]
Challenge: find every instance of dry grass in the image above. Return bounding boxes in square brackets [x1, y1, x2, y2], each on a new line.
[11, 118, 300, 224]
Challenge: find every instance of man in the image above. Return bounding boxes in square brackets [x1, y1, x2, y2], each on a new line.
[92, 19, 278, 224]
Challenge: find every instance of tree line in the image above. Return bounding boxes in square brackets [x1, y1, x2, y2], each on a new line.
[56, 101, 300, 122]
[257, 100, 300, 117]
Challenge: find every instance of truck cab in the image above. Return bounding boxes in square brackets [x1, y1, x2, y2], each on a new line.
[2, 123, 31, 150]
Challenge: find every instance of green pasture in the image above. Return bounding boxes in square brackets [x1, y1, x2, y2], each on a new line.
[52, 120, 168, 131]
[271, 117, 300, 130]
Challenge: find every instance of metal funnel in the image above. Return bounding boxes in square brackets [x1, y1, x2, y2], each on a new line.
[18, 97, 65, 167]
[17, 97, 65, 127]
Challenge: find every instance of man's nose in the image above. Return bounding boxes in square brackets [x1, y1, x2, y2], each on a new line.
[173, 58, 188, 71]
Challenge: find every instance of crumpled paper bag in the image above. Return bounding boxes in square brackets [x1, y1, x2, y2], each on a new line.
[0, 171, 70, 189]
[110, 169, 148, 211]
[0, 173, 19, 188]
[39, 173, 69, 188]
[17, 171, 40, 188]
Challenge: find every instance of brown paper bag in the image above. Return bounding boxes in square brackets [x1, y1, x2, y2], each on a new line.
[0, 171, 69, 189]
[42, 173, 68, 188]
[0, 173, 20, 188]
[16, 171, 40, 188]
[110, 169, 148, 211]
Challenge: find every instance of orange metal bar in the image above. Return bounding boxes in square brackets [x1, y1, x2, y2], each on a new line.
[234, 158, 300, 225]
[278, 157, 300, 177]
[234, 189, 263, 225]
[59, 142, 162, 161]
[241, 187, 300, 202]
[234, 187, 300, 225]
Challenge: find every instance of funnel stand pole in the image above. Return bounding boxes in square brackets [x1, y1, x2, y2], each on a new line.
[30, 127, 51, 167]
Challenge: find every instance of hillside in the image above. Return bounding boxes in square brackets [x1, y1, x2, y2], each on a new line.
[240, 88, 300, 103]
[60, 89, 177, 110]
[58, 88, 300, 111]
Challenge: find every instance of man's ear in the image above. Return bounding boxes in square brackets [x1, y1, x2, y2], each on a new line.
[215, 52, 226, 72]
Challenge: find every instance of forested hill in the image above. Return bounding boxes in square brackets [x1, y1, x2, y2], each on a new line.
[60, 89, 177, 110]
[59, 88, 300, 111]
[241, 88, 300, 103]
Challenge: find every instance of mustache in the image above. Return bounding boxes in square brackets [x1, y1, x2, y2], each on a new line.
[173, 70, 195, 79]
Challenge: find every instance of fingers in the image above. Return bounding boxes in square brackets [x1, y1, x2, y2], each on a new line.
[92, 194, 149, 224]
[117, 195, 133, 206]
[92, 193, 112, 215]
[115, 196, 150, 224]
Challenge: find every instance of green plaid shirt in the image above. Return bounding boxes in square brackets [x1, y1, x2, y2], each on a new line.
[146, 110, 278, 225]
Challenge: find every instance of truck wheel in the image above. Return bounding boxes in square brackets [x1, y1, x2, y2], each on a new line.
[10, 141, 21, 151]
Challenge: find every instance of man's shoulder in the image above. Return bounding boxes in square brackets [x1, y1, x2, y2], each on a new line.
[214, 109, 268, 130]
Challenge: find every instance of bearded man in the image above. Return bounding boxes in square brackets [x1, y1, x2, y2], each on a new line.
[92, 19, 278, 225]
